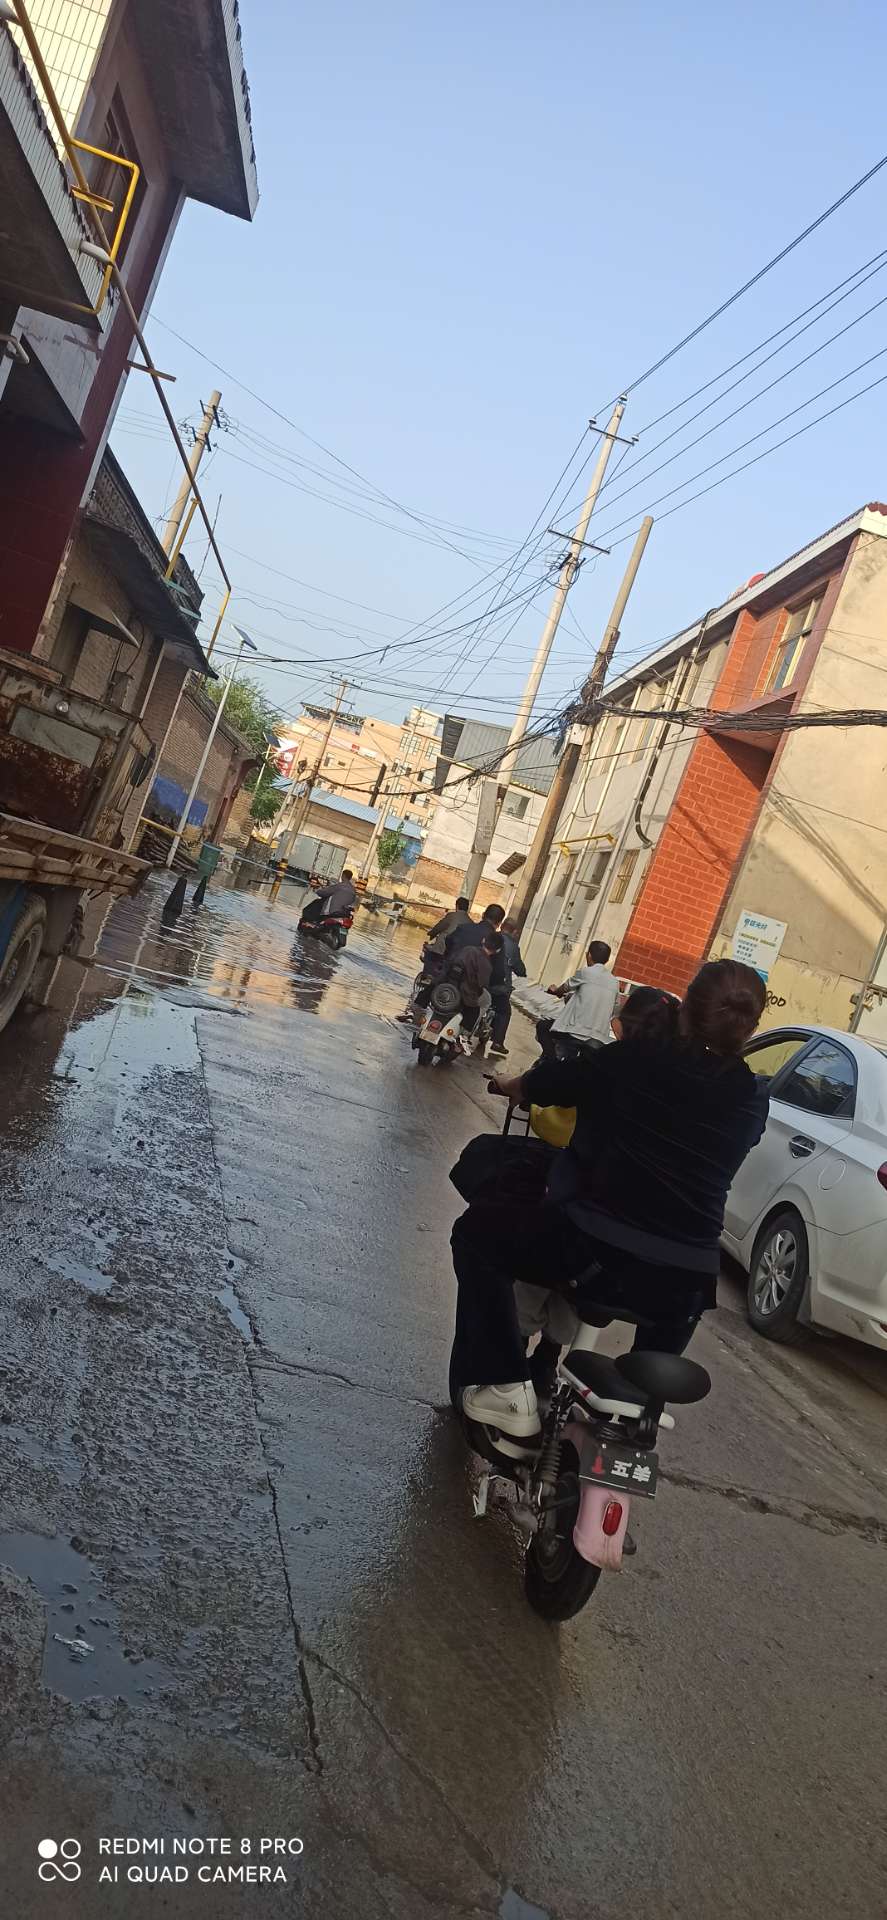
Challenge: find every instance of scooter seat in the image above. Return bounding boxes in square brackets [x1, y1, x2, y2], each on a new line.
[561, 1351, 648, 1410]
[616, 1351, 711, 1406]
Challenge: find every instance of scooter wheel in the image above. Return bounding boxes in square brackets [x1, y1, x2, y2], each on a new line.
[415, 1040, 435, 1066]
[524, 1444, 601, 1622]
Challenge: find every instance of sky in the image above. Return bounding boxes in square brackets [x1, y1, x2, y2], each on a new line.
[112, 0, 887, 740]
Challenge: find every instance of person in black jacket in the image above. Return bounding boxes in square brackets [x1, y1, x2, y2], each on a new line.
[489, 918, 527, 1056]
[450, 959, 769, 1445]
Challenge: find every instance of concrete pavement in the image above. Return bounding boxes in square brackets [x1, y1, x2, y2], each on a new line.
[1, 874, 886, 1917]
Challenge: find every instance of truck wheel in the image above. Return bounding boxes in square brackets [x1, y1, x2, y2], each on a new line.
[0, 894, 47, 1035]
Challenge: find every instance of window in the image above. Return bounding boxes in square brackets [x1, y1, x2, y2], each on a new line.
[744, 1035, 812, 1084]
[764, 594, 822, 693]
[609, 848, 639, 904]
[629, 679, 667, 763]
[553, 851, 578, 898]
[778, 1039, 856, 1118]
[50, 603, 90, 683]
[632, 854, 652, 903]
[503, 792, 529, 820]
[581, 848, 611, 898]
[80, 93, 145, 264]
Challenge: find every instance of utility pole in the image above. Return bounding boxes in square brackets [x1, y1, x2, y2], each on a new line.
[277, 679, 348, 859]
[162, 391, 221, 556]
[461, 397, 628, 902]
[165, 626, 257, 867]
[359, 710, 424, 881]
[509, 515, 654, 934]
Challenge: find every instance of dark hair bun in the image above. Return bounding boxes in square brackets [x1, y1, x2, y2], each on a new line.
[683, 959, 766, 1057]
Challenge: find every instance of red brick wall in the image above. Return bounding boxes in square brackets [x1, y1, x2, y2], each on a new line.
[615, 733, 771, 993]
[616, 605, 773, 994]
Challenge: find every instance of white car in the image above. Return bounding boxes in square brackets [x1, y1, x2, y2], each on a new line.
[722, 1025, 887, 1351]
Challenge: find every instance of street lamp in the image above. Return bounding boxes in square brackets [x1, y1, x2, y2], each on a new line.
[165, 625, 257, 867]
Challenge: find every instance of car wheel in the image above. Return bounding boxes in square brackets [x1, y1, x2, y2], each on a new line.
[747, 1209, 813, 1345]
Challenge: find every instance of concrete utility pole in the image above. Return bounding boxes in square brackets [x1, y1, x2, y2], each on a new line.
[277, 679, 348, 859]
[162, 391, 221, 557]
[509, 515, 654, 934]
[461, 397, 628, 903]
[165, 625, 257, 868]
[359, 712, 423, 880]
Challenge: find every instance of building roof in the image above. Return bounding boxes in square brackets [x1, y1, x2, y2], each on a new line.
[132, 0, 259, 219]
[439, 715, 558, 795]
[85, 450, 214, 673]
[308, 786, 424, 840]
[605, 503, 887, 699]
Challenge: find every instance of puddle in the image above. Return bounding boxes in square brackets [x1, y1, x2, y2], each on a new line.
[0, 1532, 173, 1705]
[499, 1893, 551, 1920]
[215, 1283, 254, 1344]
[43, 1253, 115, 1297]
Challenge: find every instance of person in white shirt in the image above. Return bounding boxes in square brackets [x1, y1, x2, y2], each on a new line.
[536, 940, 618, 1058]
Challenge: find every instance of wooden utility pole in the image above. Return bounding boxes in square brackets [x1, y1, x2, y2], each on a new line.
[162, 392, 221, 556]
[510, 516, 654, 934]
[277, 679, 348, 858]
[461, 398, 629, 903]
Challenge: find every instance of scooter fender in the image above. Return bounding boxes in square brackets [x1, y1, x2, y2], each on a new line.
[564, 1419, 630, 1571]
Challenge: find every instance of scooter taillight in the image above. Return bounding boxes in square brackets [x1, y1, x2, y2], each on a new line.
[602, 1500, 624, 1537]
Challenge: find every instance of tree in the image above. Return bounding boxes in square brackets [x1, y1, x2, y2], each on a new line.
[204, 674, 284, 824]
[376, 827, 407, 875]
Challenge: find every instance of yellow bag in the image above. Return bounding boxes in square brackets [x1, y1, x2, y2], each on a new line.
[529, 1103, 576, 1150]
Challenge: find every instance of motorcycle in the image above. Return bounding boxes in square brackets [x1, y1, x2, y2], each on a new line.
[411, 981, 493, 1067]
[453, 1323, 710, 1621]
[298, 909, 353, 951]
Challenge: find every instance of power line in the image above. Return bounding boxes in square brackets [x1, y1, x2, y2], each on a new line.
[556, 256, 887, 528]
[635, 245, 887, 436]
[601, 149, 887, 404]
[592, 346, 887, 544]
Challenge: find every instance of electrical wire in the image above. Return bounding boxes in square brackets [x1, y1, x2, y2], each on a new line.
[595, 149, 887, 406]
[591, 349, 887, 546]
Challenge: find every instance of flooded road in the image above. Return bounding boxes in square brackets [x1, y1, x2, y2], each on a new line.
[1, 873, 886, 1917]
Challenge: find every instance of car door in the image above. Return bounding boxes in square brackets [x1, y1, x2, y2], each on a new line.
[724, 1033, 857, 1246]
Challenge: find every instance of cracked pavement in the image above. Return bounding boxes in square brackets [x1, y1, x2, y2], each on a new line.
[1, 875, 886, 1917]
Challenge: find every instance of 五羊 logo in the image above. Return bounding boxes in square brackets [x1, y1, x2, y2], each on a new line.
[37, 1839, 82, 1883]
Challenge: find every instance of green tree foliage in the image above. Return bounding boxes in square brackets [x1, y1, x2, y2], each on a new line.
[204, 674, 284, 824]
[376, 827, 407, 874]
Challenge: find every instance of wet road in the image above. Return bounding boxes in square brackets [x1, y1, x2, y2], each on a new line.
[1, 874, 886, 1918]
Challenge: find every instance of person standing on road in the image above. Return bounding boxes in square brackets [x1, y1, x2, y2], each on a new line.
[535, 939, 618, 1058]
[449, 959, 769, 1445]
[489, 918, 527, 1058]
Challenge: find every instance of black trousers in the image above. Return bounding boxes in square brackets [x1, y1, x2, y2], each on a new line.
[535, 1017, 603, 1061]
[450, 1196, 705, 1389]
[491, 992, 512, 1047]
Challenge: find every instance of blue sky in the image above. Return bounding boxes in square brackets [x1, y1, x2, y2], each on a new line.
[114, 0, 887, 734]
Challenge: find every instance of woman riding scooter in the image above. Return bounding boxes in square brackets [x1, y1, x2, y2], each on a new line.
[449, 958, 769, 1453]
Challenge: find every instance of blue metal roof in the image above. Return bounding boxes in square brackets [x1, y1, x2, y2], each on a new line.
[309, 787, 424, 840]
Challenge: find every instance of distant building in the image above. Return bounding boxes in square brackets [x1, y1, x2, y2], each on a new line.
[277, 703, 442, 815]
[411, 715, 559, 913]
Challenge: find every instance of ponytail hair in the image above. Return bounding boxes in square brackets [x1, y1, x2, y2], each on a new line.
[682, 959, 766, 1057]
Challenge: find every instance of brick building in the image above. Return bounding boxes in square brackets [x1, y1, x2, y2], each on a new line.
[34, 445, 255, 852]
[521, 505, 887, 1030]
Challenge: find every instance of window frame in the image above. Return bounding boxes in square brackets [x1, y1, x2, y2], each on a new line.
[763, 593, 823, 695]
[609, 847, 639, 904]
[743, 1028, 857, 1118]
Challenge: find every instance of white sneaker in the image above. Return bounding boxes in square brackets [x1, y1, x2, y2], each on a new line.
[462, 1381, 541, 1438]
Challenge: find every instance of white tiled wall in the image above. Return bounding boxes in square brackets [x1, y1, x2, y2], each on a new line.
[13, 0, 113, 143]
